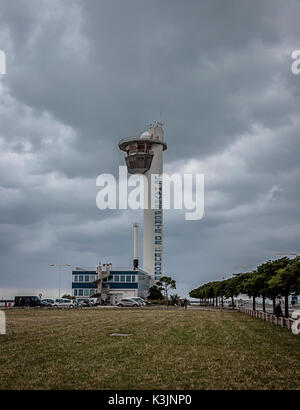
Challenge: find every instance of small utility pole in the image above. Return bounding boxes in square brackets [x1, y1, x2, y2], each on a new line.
[49, 264, 72, 298]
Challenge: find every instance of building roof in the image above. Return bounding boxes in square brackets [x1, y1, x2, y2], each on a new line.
[72, 267, 151, 277]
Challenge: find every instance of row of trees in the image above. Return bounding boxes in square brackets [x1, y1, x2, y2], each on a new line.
[189, 257, 300, 318]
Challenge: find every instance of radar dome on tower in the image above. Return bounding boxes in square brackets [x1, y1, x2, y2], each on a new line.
[140, 130, 152, 139]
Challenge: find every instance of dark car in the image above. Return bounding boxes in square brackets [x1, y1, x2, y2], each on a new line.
[140, 298, 152, 306]
[14, 296, 43, 307]
[40, 300, 53, 307]
[80, 299, 93, 307]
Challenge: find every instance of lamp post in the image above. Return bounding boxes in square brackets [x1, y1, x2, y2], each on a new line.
[49, 264, 72, 298]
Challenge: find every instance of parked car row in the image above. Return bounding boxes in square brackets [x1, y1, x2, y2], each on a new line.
[43, 298, 98, 308]
[14, 296, 152, 308]
[14, 296, 97, 308]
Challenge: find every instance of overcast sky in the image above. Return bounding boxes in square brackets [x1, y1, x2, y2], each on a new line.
[0, 0, 300, 299]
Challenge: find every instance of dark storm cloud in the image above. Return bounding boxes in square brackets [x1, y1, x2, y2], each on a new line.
[0, 0, 300, 297]
[3, 0, 298, 172]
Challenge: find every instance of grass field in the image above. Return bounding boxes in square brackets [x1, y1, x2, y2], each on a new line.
[0, 308, 299, 390]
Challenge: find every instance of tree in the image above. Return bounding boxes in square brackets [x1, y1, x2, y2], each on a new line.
[224, 276, 240, 307]
[170, 293, 180, 306]
[256, 258, 291, 313]
[215, 280, 227, 307]
[190, 281, 223, 306]
[189, 257, 298, 316]
[157, 276, 176, 308]
[62, 294, 75, 300]
[190, 285, 206, 304]
[148, 284, 163, 301]
[268, 257, 300, 318]
[238, 272, 260, 311]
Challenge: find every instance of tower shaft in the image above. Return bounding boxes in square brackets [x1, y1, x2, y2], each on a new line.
[143, 143, 163, 282]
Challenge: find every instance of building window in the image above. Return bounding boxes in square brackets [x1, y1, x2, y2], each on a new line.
[74, 289, 78, 296]
[120, 275, 125, 282]
[84, 289, 89, 296]
[131, 275, 136, 282]
[74, 275, 78, 282]
[126, 275, 131, 282]
[90, 289, 95, 296]
[85, 275, 89, 282]
[78, 289, 83, 296]
[108, 275, 113, 282]
[79, 275, 83, 282]
[114, 275, 120, 282]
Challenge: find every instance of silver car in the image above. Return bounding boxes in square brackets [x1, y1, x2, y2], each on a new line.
[117, 298, 139, 307]
[53, 298, 76, 308]
[130, 297, 146, 306]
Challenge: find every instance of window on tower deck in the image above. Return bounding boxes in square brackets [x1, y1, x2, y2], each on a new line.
[128, 143, 137, 154]
[137, 142, 146, 152]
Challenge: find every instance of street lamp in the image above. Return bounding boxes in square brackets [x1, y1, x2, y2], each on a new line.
[49, 264, 72, 298]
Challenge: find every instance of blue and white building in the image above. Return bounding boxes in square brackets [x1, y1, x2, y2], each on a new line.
[71, 270, 97, 299]
[72, 264, 151, 305]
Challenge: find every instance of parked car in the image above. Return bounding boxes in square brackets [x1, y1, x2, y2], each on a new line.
[117, 298, 139, 307]
[53, 298, 76, 308]
[130, 297, 146, 306]
[42, 298, 55, 306]
[40, 300, 53, 307]
[14, 296, 44, 307]
[140, 298, 152, 306]
[78, 299, 93, 307]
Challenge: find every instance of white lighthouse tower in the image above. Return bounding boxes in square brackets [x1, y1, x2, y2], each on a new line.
[119, 122, 167, 283]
